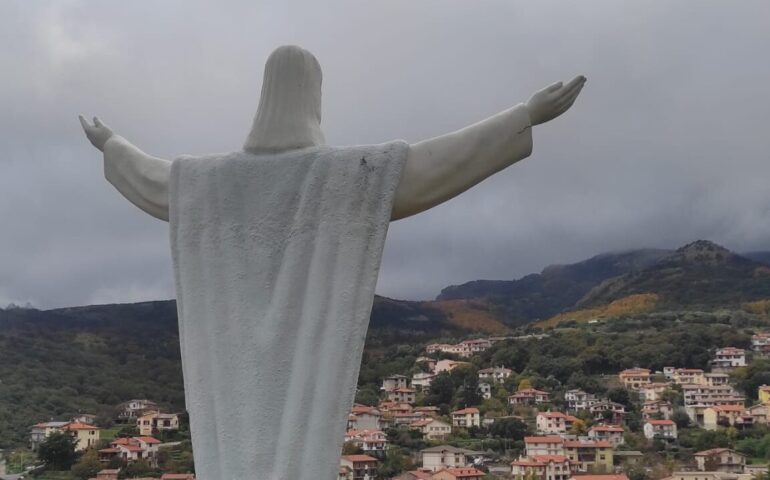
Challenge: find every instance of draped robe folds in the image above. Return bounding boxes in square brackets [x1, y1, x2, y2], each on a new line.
[168, 141, 408, 480]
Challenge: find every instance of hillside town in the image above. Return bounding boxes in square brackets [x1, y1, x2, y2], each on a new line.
[11, 332, 770, 480]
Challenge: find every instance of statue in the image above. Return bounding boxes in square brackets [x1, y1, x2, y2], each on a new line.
[80, 45, 585, 480]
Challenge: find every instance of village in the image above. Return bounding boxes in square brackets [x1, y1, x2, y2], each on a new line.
[11, 333, 770, 480]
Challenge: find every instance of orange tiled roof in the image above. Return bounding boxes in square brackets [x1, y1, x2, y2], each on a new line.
[525, 435, 564, 443]
[341, 454, 378, 463]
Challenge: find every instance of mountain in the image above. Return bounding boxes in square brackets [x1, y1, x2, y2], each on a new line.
[744, 251, 770, 266]
[578, 240, 770, 310]
[436, 248, 671, 325]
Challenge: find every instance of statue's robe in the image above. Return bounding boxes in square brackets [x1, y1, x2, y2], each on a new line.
[168, 141, 408, 480]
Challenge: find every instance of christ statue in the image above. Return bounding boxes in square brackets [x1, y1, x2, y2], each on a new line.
[80, 45, 585, 480]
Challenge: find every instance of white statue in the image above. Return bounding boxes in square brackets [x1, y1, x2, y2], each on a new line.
[80, 45, 585, 480]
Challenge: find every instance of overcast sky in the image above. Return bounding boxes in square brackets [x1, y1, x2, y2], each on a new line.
[1, 0, 769, 309]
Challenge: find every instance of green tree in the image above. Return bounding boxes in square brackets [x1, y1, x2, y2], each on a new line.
[71, 448, 102, 480]
[38, 431, 77, 470]
[672, 409, 691, 429]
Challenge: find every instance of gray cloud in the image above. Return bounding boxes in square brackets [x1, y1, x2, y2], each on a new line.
[1, 0, 769, 308]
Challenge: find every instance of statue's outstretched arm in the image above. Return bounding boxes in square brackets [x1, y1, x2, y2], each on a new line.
[80, 116, 171, 222]
[391, 75, 586, 220]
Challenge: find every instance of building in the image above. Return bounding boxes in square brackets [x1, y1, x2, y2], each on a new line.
[455, 339, 493, 357]
[705, 373, 731, 387]
[434, 359, 472, 374]
[759, 385, 770, 405]
[63, 422, 101, 451]
[672, 369, 706, 386]
[588, 425, 625, 446]
[510, 389, 551, 406]
[119, 399, 158, 420]
[478, 367, 513, 384]
[618, 368, 651, 389]
[410, 418, 452, 440]
[525, 436, 566, 456]
[711, 348, 747, 370]
[589, 402, 626, 425]
[478, 382, 492, 400]
[388, 387, 417, 404]
[340, 455, 378, 480]
[136, 411, 180, 436]
[642, 400, 673, 420]
[412, 372, 436, 390]
[664, 472, 754, 480]
[565, 390, 598, 411]
[570, 475, 629, 480]
[694, 449, 746, 473]
[563, 440, 613, 473]
[451, 408, 480, 428]
[349, 404, 383, 430]
[511, 455, 573, 480]
[421, 445, 482, 472]
[344, 429, 387, 454]
[682, 384, 745, 408]
[29, 421, 71, 450]
[382, 375, 410, 392]
[432, 467, 486, 480]
[98, 436, 161, 466]
[643, 420, 677, 440]
[638, 383, 669, 402]
[703, 405, 752, 430]
[536, 412, 579, 434]
[752, 333, 770, 354]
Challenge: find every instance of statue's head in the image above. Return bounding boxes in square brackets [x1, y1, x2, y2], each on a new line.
[244, 45, 325, 154]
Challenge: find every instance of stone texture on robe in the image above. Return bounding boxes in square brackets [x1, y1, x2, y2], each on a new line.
[169, 141, 408, 480]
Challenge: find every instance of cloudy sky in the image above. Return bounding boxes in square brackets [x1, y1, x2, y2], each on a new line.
[1, 0, 769, 309]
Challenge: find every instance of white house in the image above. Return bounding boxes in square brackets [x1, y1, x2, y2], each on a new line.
[421, 445, 482, 472]
[478, 367, 513, 384]
[451, 408, 480, 428]
[409, 418, 452, 440]
[536, 412, 579, 434]
[711, 348, 747, 369]
[643, 419, 677, 440]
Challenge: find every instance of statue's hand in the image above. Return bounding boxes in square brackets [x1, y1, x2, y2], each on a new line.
[525, 75, 586, 126]
[79, 115, 114, 152]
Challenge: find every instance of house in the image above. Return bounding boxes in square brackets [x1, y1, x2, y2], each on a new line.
[681, 384, 745, 408]
[432, 467, 486, 480]
[421, 445, 482, 472]
[705, 373, 731, 387]
[703, 405, 752, 430]
[478, 367, 513, 384]
[382, 374, 410, 392]
[536, 412, 579, 434]
[340, 455, 378, 480]
[414, 406, 441, 417]
[455, 339, 493, 357]
[73, 414, 98, 425]
[618, 368, 651, 389]
[451, 408, 480, 428]
[410, 418, 452, 440]
[510, 389, 551, 406]
[642, 400, 673, 420]
[694, 449, 746, 473]
[752, 333, 770, 354]
[638, 383, 669, 402]
[589, 402, 625, 424]
[416, 357, 437, 370]
[759, 385, 770, 405]
[563, 440, 613, 473]
[426, 344, 455, 355]
[412, 372, 436, 390]
[565, 390, 597, 411]
[344, 429, 387, 454]
[612, 451, 644, 468]
[136, 411, 180, 436]
[711, 348, 747, 370]
[643, 420, 677, 440]
[525, 436, 566, 456]
[434, 360, 472, 374]
[511, 455, 572, 480]
[664, 472, 754, 480]
[588, 425, 625, 446]
[29, 421, 71, 450]
[98, 436, 160, 466]
[672, 368, 706, 386]
[348, 404, 383, 430]
[570, 475, 629, 480]
[393, 471, 435, 480]
[119, 399, 158, 420]
[62, 422, 101, 451]
[747, 403, 770, 425]
[89, 469, 120, 480]
[478, 382, 492, 399]
[160, 475, 196, 480]
[388, 387, 417, 404]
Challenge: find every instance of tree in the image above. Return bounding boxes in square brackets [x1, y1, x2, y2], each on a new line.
[425, 373, 455, 406]
[518, 379, 533, 391]
[341, 441, 363, 455]
[672, 409, 691, 429]
[38, 431, 77, 470]
[71, 449, 102, 480]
